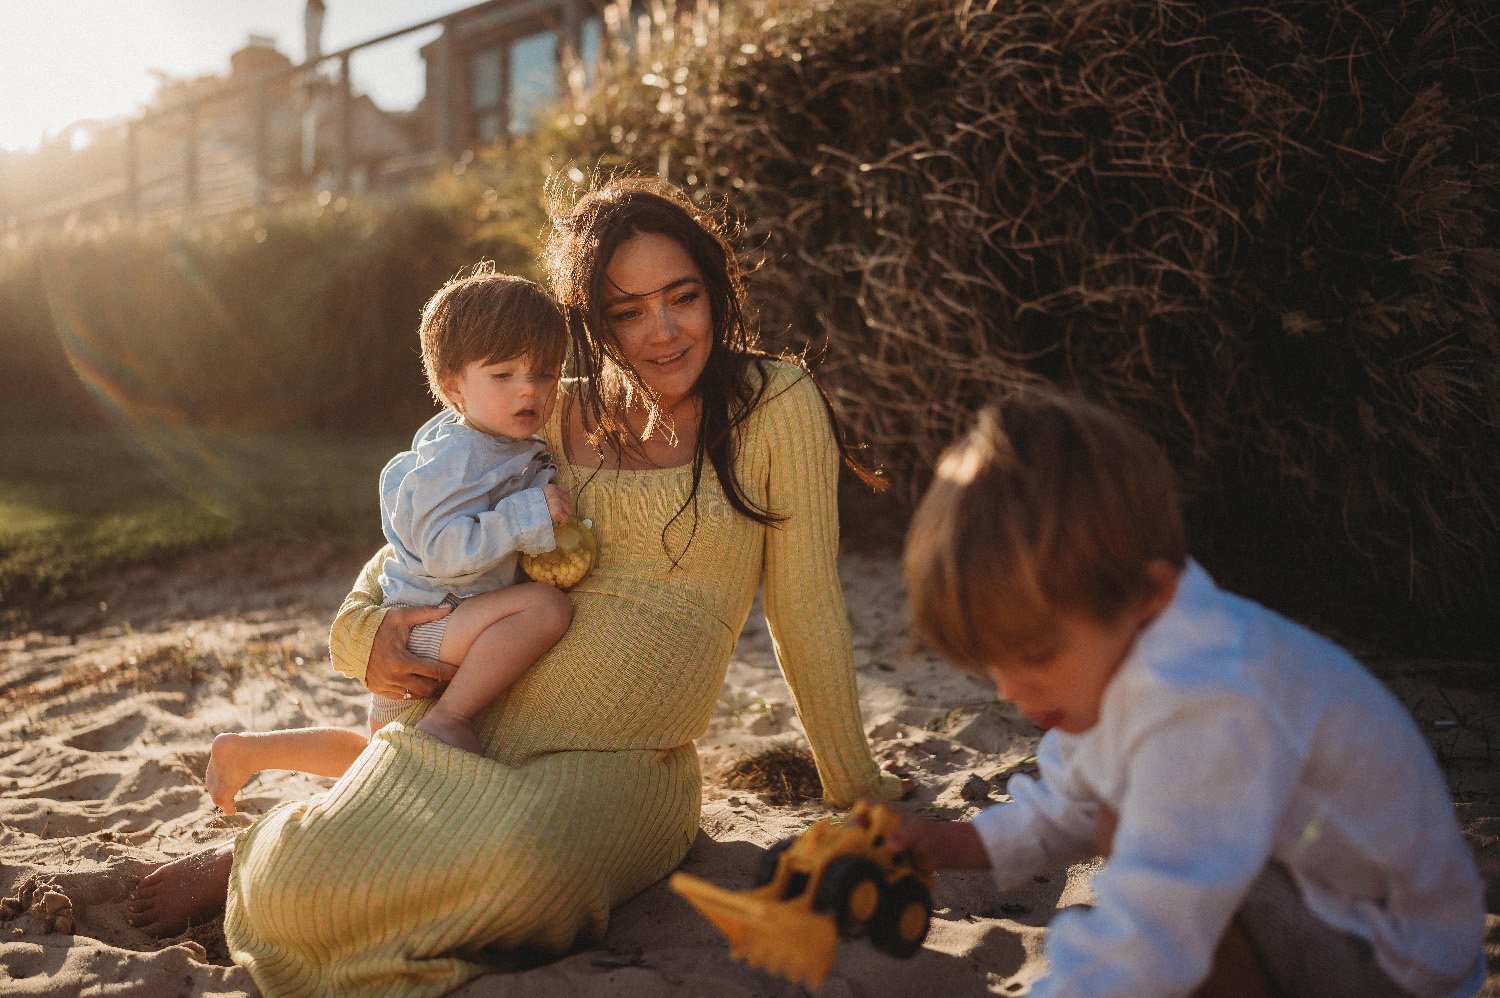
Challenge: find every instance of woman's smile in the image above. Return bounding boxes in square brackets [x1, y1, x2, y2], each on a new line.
[644, 347, 693, 375]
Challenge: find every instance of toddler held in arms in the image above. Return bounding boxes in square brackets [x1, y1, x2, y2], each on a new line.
[887, 386, 1484, 997]
[207, 267, 575, 811]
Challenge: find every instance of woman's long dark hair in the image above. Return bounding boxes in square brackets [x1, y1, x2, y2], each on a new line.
[543, 174, 882, 558]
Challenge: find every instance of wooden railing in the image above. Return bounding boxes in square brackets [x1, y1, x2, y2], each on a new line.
[3, 0, 591, 236]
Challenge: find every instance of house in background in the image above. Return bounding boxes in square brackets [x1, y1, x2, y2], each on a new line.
[416, 0, 601, 149]
[219, 33, 415, 187]
[2, 0, 613, 235]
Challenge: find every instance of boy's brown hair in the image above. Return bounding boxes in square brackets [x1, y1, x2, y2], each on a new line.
[419, 264, 567, 408]
[904, 384, 1187, 674]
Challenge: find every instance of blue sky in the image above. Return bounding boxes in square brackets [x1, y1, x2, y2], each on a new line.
[0, 1, 469, 150]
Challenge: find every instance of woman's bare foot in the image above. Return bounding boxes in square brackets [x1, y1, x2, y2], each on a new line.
[127, 841, 234, 937]
[205, 732, 256, 816]
[883, 759, 919, 799]
[416, 711, 482, 755]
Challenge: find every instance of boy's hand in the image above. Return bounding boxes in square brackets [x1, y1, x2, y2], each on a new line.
[865, 802, 992, 874]
[541, 484, 573, 526]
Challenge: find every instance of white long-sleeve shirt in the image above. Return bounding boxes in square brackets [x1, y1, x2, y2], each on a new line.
[377, 410, 556, 607]
[972, 561, 1485, 998]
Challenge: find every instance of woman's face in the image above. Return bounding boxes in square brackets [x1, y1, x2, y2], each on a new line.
[602, 232, 714, 410]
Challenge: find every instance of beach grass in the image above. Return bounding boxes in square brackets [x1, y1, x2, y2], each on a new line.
[0, 423, 404, 613]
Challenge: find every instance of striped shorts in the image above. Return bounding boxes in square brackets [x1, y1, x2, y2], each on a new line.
[368, 593, 465, 726]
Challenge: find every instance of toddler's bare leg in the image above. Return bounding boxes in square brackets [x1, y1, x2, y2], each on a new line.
[205, 727, 370, 816]
[416, 582, 572, 753]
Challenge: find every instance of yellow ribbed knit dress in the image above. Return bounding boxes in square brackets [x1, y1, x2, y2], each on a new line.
[223, 361, 901, 996]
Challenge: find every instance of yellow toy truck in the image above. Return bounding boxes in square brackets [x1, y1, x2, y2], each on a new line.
[670, 801, 934, 990]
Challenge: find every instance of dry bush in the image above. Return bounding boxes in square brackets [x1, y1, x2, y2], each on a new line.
[0, 188, 539, 432]
[719, 744, 824, 805]
[550, 0, 1500, 635]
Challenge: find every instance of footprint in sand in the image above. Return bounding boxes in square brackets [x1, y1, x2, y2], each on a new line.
[26, 771, 126, 802]
[65, 713, 150, 754]
[0, 748, 53, 783]
[4, 804, 118, 839]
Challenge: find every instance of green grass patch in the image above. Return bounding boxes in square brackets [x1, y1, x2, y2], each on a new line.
[0, 424, 406, 610]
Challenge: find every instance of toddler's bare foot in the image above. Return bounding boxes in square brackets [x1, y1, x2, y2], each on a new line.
[127, 840, 234, 937]
[205, 732, 255, 816]
[416, 712, 482, 755]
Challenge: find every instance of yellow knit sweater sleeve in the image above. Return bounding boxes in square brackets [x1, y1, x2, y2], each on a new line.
[328, 546, 392, 683]
[754, 363, 903, 807]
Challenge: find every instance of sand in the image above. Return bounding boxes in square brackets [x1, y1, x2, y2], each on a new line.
[1, 542, 1495, 996]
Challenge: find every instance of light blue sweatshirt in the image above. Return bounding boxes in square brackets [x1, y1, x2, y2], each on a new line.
[377, 409, 556, 607]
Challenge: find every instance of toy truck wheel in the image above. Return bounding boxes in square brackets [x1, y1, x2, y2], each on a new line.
[754, 837, 796, 888]
[869, 876, 931, 958]
[813, 857, 883, 934]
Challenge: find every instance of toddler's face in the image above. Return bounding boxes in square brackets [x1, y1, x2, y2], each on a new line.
[444, 353, 559, 440]
[981, 566, 1178, 735]
[982, 611, 1143, 735]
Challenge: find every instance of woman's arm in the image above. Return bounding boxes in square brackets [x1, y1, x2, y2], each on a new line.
[329, 546, 458, 699]
[329, 548, 389, 683]
[756, 366, 902, 807]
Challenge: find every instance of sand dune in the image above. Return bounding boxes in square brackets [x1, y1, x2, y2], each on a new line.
[2, 544, 1495, 995]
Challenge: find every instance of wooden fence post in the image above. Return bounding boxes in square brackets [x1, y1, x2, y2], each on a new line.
[435, 25, 458, 159]
[124, 122, 141, 220]
[498, 41, 513, 145]
[183, 104, 200, 221]
[337, 52, 353, 194]
[560, 0, 582, 95]
[254, 79, 270, 208]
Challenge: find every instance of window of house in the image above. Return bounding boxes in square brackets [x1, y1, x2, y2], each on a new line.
[509, 29, 557, 136]
[468, 48, 505, 144]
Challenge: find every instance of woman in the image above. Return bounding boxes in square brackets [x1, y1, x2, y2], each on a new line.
[132, 177, 902, 995]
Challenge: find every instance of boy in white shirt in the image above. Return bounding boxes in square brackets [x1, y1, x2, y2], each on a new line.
[892, 385, 1484, 997]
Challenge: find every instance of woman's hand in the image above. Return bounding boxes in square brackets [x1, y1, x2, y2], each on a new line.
[365, 603, 459, 700]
